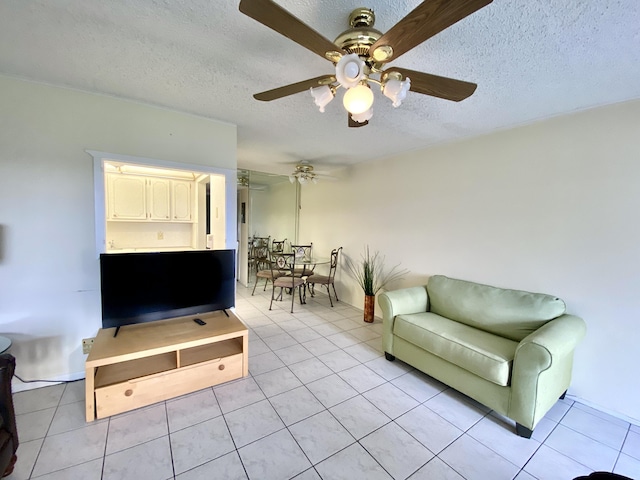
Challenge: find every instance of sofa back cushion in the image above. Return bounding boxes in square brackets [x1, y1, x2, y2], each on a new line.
[427, 275, 566, 342]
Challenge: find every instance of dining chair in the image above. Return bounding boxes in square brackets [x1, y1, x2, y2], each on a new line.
[247, 237, 257, 274]
[248, 236, 266, 273]
[290, 243, 313, 277]
[271, 238, 286, 253]
[252, 248, 285, 295]
[269, 252, 306, 313]
[252, 236, 270, 270]
[253, 236, 270, 251]
[307, 247, 342, 307]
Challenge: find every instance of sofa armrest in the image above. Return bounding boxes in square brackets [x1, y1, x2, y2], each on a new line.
[379, 286, 429, 353]
[520, 314, 586, 356]
[510, 314, 586, 428]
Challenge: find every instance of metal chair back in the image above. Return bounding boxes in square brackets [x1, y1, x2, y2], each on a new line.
[290, 243, 313, 260]
[327, 247, 342, 280]
[271, 239, 286, 253]
[270, 251, 296, 276]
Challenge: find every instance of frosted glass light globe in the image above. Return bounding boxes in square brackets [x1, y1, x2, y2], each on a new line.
[350, 107, 373, 123]
[383, 77, 411, 107]
[343, 85, 374, 115]
[310, 85, 334, 112]
[335, 53, 365, 88]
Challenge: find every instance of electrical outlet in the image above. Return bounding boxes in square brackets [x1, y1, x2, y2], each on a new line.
[82, 337, 95, 354]
[157, 231, 164, 240]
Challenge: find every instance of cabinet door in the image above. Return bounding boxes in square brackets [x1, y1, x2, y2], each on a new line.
[148, 178, 171, 221]
[107, 174, 147, 220]
[172, 180, 192, 222]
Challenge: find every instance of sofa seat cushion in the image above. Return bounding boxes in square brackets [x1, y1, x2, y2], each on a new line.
[394, 312, 518, 386]
[427, 275, 567, 342]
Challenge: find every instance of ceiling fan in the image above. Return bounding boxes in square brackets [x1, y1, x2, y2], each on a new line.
[237, 175, 266, 190]
[289, 161, 332, 185]
[239, 0, 492, 127]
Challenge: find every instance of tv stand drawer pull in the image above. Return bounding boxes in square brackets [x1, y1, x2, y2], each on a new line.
[218, 364, 225, 371]
[125, 389, 133, 397]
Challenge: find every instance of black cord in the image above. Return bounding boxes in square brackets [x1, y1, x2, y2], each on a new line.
[14, 373, 74, 384]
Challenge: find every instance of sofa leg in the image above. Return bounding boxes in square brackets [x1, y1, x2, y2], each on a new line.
[516, 423, 533, 439]
[3, 454, 17, 477]
[559, 390, 567, 400]
[384, 352, 395, 362]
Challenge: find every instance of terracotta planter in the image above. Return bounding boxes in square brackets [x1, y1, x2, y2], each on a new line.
[364, 294, 375, 323]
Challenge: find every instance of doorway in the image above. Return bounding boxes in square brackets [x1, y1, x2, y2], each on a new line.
[236, 170, 299, 286]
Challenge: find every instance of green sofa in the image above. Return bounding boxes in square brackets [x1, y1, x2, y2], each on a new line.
[379, 275, 586, 437]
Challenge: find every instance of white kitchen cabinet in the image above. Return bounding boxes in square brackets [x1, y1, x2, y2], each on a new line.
[107, 174, 147, 220]
[171, 180, 192, 222]
[107, 173, 192, 223]
[148, 178, 171, 221]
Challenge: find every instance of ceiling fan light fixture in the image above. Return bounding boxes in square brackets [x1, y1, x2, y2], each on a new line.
[290, 162, 320, 185]
[383, 76, 411, 108]
[343, 84, 374, 115]
[350, 107, 373, 123]
[310, 85, 334, 112]
[335, 53, 365, 88]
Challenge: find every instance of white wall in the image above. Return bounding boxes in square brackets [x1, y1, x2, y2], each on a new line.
[107, 222, 193, 250]
[248, 182, 297, 244]
[0, 76, 237, 390]
[300, 99, 640, 424]
[249, 189, 270, 239]
[259, 181, 298, 246]
[210, 174, 227, 250]
[237, 188, 250, 285]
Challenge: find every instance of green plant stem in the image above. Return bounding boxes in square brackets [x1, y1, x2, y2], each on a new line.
[345, 245, 407, 296]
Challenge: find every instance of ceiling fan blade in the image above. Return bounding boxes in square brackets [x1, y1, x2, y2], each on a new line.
[385, 67, 477, 102]
[370, 0, 492, 63]
[239, 0, 343, 60]
[254, 75, 336, 101]
[348, 114, 368, 128]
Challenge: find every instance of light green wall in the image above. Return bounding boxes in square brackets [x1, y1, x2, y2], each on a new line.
[0, 76, 236, 387]
[300, 99, 640, 424]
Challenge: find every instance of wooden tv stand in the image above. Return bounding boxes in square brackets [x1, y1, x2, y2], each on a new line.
[85, 311, 248, 422]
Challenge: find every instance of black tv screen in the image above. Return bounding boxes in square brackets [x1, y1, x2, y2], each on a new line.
[100, 249, 235, 329]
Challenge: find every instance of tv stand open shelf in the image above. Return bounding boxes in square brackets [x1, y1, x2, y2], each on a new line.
[85, 310, 248, 421]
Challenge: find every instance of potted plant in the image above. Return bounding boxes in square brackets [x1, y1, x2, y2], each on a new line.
[344, 246, 408, 323]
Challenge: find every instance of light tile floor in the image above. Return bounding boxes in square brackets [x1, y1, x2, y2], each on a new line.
[9, 285, 640, 480]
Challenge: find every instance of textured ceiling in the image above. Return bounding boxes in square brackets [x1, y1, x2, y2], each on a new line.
[1, 0, 639, 176]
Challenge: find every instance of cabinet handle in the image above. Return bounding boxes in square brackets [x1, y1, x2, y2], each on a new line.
[218, 364, 225, 371]
[125, 389, 133, 397]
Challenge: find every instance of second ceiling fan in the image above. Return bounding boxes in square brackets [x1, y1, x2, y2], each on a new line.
[239, 0, 492, 127]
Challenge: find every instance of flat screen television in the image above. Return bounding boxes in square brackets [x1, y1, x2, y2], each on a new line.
[100, 249, 235, 334]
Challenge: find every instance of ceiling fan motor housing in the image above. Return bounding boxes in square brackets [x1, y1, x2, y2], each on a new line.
[349, 8, 375, 28]
[334, 8, 383, 59]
